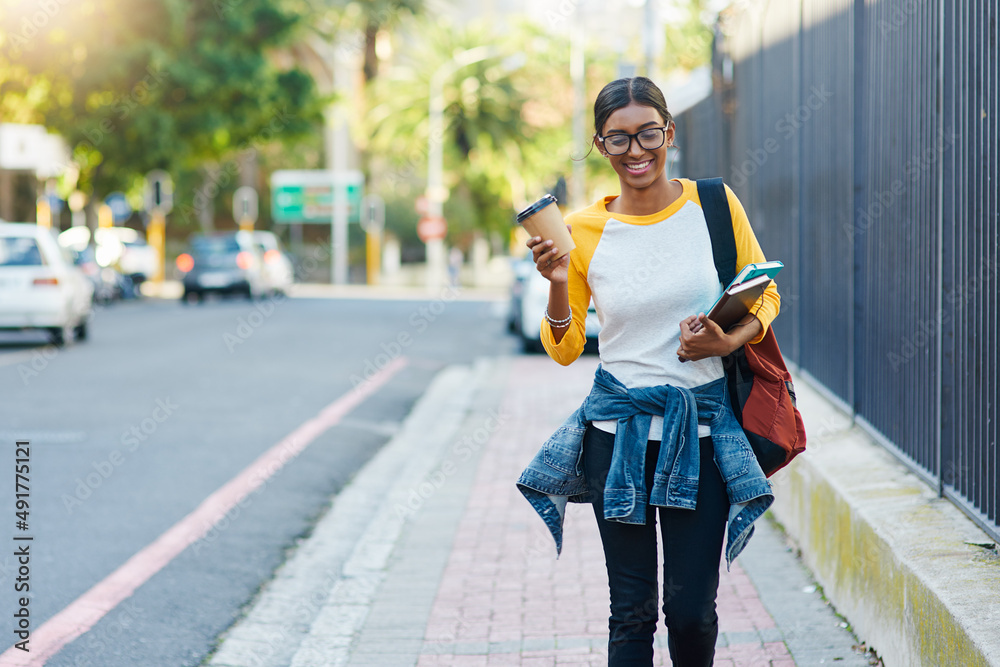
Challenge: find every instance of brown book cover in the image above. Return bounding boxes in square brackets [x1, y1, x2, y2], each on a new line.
[707, 275, 771, 331]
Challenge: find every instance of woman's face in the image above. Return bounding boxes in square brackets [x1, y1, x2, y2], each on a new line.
[597, 102, 674, 192]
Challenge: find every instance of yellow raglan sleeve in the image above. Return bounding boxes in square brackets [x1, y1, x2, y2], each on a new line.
[539, 228, 593, 366]
[725, 184, 781, 344]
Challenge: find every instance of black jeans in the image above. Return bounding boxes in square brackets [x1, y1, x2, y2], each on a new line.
[582, 425, 728, 667]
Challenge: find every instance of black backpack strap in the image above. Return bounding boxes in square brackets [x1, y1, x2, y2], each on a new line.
[696, 178, 738, 287]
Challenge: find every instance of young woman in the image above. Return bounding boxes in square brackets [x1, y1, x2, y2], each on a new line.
[519, 77, 781, 666]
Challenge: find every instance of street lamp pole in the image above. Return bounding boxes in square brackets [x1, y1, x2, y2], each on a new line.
[302, 35, 357, 286]
[424, 46, 500, 288]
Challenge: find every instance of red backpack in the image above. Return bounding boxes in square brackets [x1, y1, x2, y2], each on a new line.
[696, 178, 807, 476]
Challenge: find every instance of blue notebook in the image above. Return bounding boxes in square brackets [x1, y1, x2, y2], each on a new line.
[727, 260, 783, 291]
[694, 261, 783, 333]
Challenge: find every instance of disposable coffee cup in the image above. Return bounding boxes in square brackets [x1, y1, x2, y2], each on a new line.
[516, 194, 576, 261]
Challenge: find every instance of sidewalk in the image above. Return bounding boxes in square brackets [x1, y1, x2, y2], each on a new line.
[205, 356, 872, 667]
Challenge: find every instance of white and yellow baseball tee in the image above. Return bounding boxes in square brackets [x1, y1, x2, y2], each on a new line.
[540, 178, 781, 438]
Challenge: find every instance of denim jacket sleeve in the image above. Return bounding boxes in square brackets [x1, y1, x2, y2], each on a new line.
[515, 406, 591, 555]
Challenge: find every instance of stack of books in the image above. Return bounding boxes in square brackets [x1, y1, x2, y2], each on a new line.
[704, 260, 783, 331]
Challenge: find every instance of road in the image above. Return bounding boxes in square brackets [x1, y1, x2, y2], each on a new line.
[0, 290, 520, 666]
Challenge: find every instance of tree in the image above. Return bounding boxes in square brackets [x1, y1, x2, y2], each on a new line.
[0, 0, 325, 222]
[662, 0, 715, 73]
[351, 0, 426, 83]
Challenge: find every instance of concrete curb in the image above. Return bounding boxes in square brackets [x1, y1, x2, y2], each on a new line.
[203, 358, 499, 667]
[768, 372, 1000, 667]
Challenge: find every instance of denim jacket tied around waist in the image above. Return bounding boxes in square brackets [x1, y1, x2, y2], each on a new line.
[516, 365, 774, 568]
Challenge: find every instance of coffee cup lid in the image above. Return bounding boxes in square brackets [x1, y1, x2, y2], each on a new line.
[515, 194, 558, 224]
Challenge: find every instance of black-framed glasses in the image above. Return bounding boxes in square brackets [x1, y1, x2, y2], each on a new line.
[597, 127, 667, 155]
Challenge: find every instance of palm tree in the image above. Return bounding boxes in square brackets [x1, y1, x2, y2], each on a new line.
[364, 18, 586, 239]
[337, 0, 427, 82]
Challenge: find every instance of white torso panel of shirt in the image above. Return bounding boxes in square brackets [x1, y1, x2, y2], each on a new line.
[588, 200, 724, 440]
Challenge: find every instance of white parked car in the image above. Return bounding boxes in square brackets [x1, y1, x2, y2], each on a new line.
[251, 230, 294, 296]
[0, 222, 94, 345]
[509, 256, 600, 353]
[94, 226, 159, 286]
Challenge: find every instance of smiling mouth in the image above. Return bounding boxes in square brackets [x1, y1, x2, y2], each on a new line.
[624, 160, 652, 174]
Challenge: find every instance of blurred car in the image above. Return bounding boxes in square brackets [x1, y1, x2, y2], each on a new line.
[70, 245, 127, 304]
[0, 222, 94, 345]
[509, 255, 601, 353]
[176, 231, 265, 303]
[251, 230, 294, 296]
[507, 255, 534, 334]
[58, 227, 130, 304]
[94, 226, 159, 287]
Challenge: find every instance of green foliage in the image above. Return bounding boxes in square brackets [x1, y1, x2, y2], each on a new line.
[0, 0, 710, 247]
[335, 0, 426, 81]
[382, 191, 421, 251]
[0, 0, 325, 203]
[662, 0, 715, 73]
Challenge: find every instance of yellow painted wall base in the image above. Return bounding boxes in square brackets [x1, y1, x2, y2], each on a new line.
[769, 375, 1000, 666]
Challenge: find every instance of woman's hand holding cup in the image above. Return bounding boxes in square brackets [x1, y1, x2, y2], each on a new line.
[527, 226, 572, 284]
[517, 195, 575, 284]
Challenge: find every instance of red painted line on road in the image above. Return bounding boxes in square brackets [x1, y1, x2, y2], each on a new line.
[0, 356, 409, 666]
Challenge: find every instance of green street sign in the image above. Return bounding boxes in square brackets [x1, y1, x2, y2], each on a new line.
[270, 170, 364, 224]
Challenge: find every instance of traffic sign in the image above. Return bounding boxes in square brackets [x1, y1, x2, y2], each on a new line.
[67, 191, 86, 212]
[233, 186, 259, 224]
[417, 216, 447, 242]
[68, 191, 86, 227]
[144, 170, 174, 214]
[104, 192, 132, 224]
[45, 193, 63, 215]
[270, 170, 364, 224]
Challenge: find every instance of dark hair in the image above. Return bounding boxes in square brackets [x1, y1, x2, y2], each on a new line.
[593, 77, 673, 140]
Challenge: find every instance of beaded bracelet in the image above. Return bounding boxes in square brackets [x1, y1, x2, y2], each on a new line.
[544, 307, 573, 327]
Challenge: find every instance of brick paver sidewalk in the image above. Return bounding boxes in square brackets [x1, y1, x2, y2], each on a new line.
[414, 357, 796, 666]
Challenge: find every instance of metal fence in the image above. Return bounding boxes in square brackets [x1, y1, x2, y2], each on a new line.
[675, 0, 999, 541]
